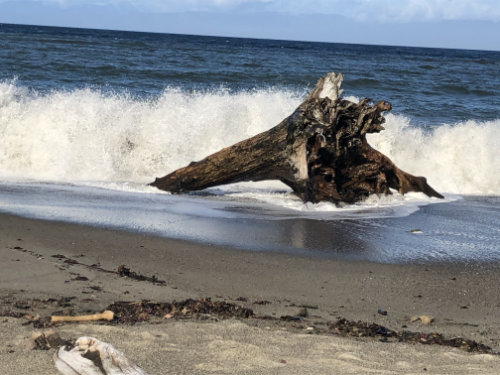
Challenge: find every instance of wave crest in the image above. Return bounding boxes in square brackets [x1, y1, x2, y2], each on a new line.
[0, 82, 300, 182]
[0, 82, 498, 195]
[367, 114, 500, 195]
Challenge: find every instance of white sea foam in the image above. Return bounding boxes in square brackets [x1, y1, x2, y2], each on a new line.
[0, 82, 498, 203]
[367, 114, 500, 196]
[0, 81, 299, 183]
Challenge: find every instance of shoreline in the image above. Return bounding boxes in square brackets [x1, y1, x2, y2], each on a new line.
[1, 212, 500, 373]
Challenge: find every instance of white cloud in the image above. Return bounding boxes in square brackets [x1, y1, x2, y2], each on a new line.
[9, 0, 500, 22]
[30, 0, 274, 13]
[267, 0, 500, 22]
[351, 0, 500, 22]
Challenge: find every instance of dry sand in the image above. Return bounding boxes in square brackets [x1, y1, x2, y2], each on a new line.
[1, 213, 500, 374]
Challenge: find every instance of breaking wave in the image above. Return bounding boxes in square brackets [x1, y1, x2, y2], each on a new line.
[367, 114, 500, 196]
[1, 80, 498, 196]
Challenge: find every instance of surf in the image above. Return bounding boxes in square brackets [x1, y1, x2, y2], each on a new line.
[1, 81, 498, 200]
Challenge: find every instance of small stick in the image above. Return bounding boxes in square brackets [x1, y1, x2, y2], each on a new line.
[51, 310, 114, 323]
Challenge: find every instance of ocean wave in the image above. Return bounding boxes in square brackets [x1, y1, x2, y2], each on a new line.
[0, 81, 498, 196]
[435, 83, 493, 97]
[367, 114, 500, 195]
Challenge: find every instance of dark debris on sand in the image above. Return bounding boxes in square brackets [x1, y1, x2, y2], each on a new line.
[105, 299, 493, 354]
[116, 265, 166, 285]
[108, 298, 254, 324]
[0, 296, 75, 317]
[0, 295, 494, 355]
[50, 254, 166, 286]
[329, 318, 492, 353]
[31, 330, 70, 350]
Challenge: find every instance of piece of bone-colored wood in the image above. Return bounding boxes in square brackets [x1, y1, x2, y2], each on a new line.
[163, 305, 177, 319]
[54, 336, 147, 375]
[51, 310, 114, 323]
[163, 312, 174, 319]
[410, 315, 434, 325]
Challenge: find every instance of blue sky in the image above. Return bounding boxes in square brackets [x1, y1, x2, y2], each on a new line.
[1, 0, 499, 50]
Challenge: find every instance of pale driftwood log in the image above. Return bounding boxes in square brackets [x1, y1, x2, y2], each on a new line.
[54, 336, 147, 375]
[51, 310, 114, 323]
[151, 72, 443, 203]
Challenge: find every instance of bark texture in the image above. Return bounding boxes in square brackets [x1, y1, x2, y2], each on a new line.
[151, 73, 443, 203]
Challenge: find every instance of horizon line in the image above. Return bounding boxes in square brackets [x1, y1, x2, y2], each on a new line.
[1, 22, 499, 54]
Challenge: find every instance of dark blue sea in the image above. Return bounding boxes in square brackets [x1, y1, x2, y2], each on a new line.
[0, 23, 499, 263]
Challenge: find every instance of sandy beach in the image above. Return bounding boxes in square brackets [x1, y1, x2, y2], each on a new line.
[1, 212, 500, 374]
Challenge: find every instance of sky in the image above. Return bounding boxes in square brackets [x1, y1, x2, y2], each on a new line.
[1, 0, 499, 51]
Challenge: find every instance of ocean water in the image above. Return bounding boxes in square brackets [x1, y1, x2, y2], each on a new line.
[0, 23, 499, 263]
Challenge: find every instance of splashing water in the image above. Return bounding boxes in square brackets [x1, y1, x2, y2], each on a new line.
[1, 82, 498, 197]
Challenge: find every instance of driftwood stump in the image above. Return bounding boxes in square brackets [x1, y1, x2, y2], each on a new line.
[54, 336, 147, 375]
[151, 73, 442, 203]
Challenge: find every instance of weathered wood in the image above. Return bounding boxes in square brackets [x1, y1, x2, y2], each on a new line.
[54, 336, 147, 375]
[151, 73, 443, 203]
[51, 310, 114, 323]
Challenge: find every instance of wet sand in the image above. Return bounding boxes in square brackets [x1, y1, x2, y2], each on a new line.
[1, 213, 500, 374]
